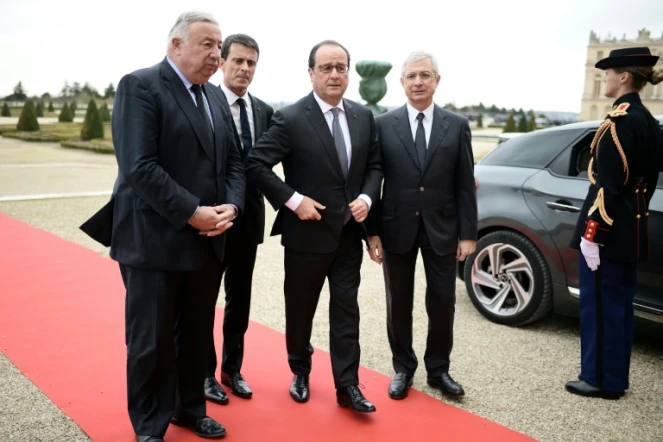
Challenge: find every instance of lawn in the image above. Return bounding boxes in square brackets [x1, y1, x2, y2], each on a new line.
[0, 123, 112, 142]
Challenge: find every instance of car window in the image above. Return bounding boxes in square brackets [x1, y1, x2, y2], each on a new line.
[480, 128, 583, 169]
[551, 127, 663, 186]
[549, 131, 595, 178]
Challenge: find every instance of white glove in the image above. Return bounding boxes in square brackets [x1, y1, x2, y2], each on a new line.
[580, 237, 600, 271]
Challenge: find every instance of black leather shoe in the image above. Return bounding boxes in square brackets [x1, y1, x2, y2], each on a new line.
[565, 380, 622, 400]
[204, 376, 229, 405]
[221, 372, 252, 398]
[171, 415, 226, 439]
[388, 373, 414, 400]
[289, 375, 310, 403]
[336, 385, 376, 413]
[136, 436, 164, 442]
[427, 373, 465, 397]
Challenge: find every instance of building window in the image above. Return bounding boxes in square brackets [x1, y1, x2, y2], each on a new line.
[590, 105, 598, 120]
[593, 76, 602, 96]
[597, 50, 603, 59]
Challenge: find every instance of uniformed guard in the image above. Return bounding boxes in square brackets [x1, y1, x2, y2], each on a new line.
[566, 47, 663, 399]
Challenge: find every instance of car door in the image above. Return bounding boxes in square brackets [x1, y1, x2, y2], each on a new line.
[521, 129, 591, 291]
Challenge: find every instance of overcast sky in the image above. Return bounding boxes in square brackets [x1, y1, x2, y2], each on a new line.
[1, 0, 661, 113]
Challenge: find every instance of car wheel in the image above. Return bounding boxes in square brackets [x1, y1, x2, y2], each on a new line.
[463, 230, 552, 326]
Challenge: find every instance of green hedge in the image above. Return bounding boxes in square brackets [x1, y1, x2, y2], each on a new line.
[61, 139, 114, 154]
[81, 99, 104, 140]
[16, 100, 40, 131]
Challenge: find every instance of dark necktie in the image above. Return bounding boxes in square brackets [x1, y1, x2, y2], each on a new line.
[415, 112, 427, 169]
[330, 107, 349, 179]
[236, 97, 253, 153]
[190, 84, 214, 143]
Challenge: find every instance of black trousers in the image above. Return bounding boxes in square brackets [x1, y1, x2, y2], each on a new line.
[208, 222, 258, 377]
[578, 251, 637, 393]
[119, 241, 220, 437]
[284, 221, 363, 389]
[382, 219, 456, 377]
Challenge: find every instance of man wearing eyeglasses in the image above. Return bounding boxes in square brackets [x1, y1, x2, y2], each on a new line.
[365, 51, 477, 400]
[245, 40, 382, 413]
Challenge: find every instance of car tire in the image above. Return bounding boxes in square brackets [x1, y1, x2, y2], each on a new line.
[463, 230, 553, 326]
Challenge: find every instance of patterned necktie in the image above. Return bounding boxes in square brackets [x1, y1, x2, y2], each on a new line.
[415, 112, 426, 169]
[330, 107, 349, 179]
[236, 97, 252, 153]
[190, 84, 214, 143]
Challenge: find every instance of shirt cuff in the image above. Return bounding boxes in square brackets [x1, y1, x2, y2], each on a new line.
[285, 192, 304, 212]
[229, 204, 238, 218]
[188, 206, 200, 222]
[357, 194, 372, 210]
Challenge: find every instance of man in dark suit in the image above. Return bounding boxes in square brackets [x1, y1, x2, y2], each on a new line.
[244, 40, 382, 413]
[365, 51, 477, 400]
[79, 12, 244, 441]
[203, 33, 274, 405]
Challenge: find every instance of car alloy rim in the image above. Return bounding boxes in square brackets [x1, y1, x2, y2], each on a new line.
[470, 243, 535, 317]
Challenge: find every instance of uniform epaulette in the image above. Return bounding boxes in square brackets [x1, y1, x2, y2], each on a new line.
[608, 102, 629, 118]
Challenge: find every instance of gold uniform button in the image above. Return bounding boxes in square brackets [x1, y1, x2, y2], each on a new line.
[419, 186, 424, 192]
[635, 189, 639, 193]
[588, 229, 593, 232]
[636, 214, 641, 219]
[415, 211, 420, 216]
[646, 212, 650, 216]
[586, 234, 591, 238]
[644, 188, 647, 193]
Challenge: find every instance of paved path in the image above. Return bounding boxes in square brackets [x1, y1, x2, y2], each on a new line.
[1, 136, 662, 442]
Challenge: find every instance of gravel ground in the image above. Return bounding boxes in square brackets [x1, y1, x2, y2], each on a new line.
[1, 138, 662, 442]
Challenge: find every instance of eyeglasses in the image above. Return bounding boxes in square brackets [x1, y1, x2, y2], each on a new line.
[403, 71, 436, 81]
[315, 64, 349, 74]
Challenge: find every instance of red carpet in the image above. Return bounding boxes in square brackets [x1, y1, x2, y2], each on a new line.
[0, 212, 534, 441]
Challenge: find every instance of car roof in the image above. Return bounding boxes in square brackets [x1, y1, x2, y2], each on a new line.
[537, 115, 663, 133]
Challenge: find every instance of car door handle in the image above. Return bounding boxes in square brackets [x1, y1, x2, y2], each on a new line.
[546, 201, 581, 212]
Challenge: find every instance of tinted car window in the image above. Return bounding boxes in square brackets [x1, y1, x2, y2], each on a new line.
[549, 131, 595, 177]
[480, 128, 583, 169]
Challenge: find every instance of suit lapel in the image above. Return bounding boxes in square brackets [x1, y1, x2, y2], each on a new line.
[250, 94, 264, 140]
[305, 93, 345, 181]
[344, 99, 361, 181]
[423, 106, 450, 174]
[160, 60, 216, 163]
[205, 87, 228, 175]
[392, 105, 421, 172]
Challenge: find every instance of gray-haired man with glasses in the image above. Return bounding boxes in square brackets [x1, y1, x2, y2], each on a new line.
[245, 39, 382, 413]
[366, 51, 477, 401]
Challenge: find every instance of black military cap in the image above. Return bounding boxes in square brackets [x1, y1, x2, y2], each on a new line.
[595, 46, 659, 70]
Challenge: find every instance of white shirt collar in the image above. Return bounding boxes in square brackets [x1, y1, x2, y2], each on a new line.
[313, 91, 345, 114]
[166, 57, 194, 91]
[406, 101, 435, 124]
[220, 83, 249, 106]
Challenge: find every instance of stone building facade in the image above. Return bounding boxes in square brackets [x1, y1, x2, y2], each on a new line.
[580, 29, 663, 120]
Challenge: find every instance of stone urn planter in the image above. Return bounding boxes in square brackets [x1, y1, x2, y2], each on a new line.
[355, 60, 392, 115]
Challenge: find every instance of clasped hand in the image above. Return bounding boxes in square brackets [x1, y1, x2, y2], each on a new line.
[189, 204, 236, 237]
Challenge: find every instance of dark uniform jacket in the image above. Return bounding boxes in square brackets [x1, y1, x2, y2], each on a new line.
[570, 92, 662, 263]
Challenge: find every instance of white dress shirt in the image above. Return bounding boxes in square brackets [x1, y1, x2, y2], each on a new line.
[220, 83, 255, 144]
[285, 92, 372, 212]
[406, 101, 434, 147]
[166, 57, 214, 130]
